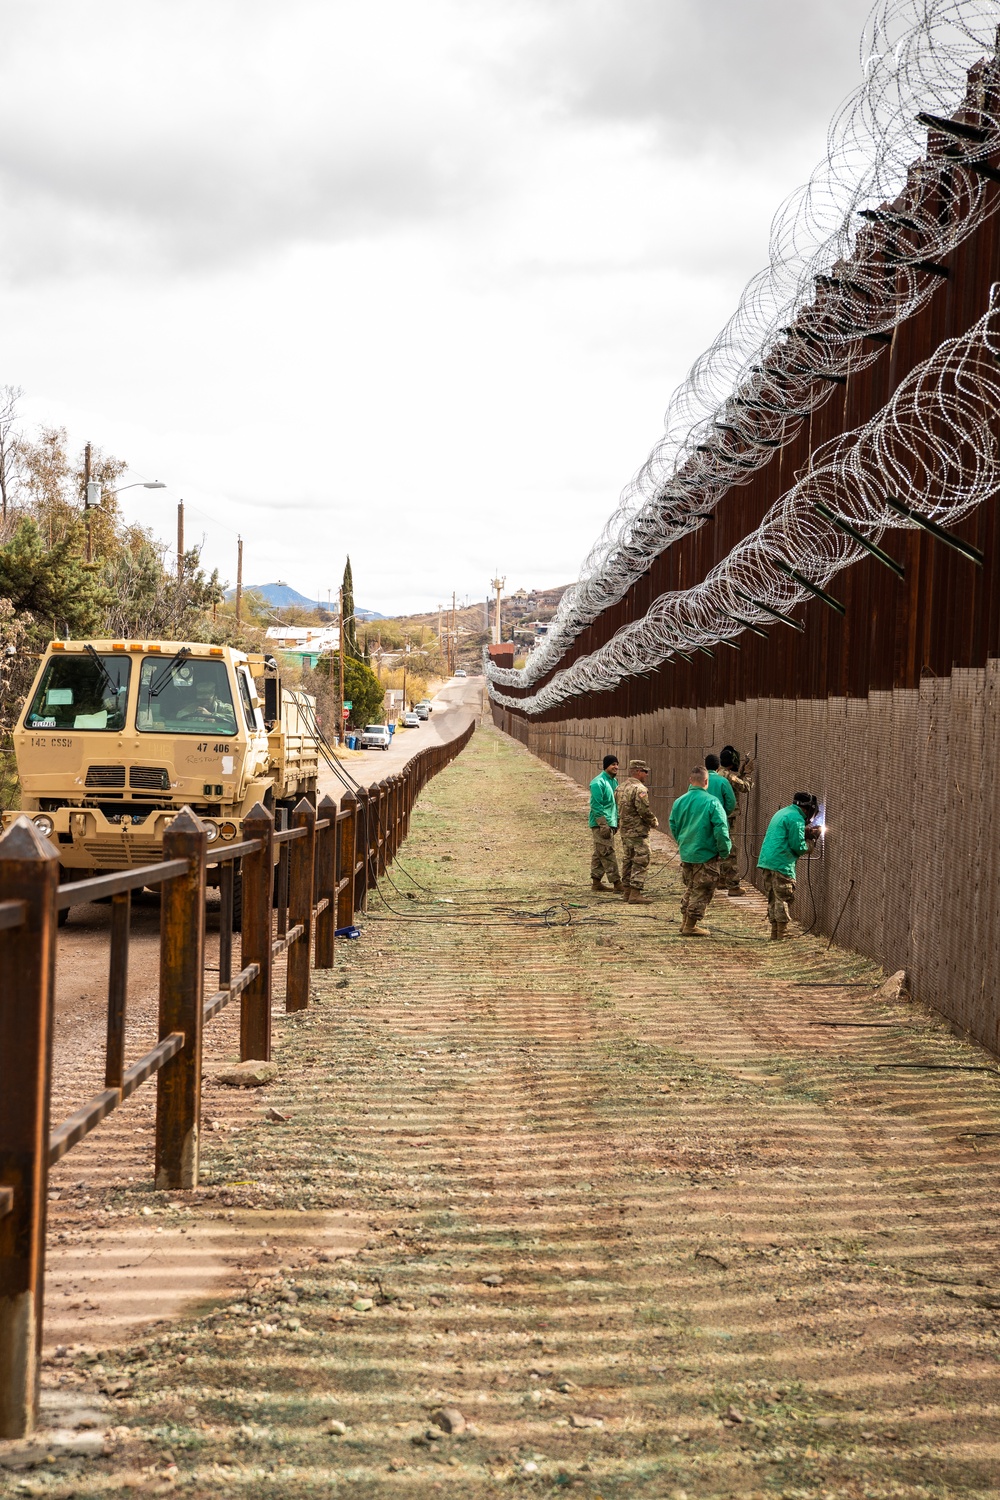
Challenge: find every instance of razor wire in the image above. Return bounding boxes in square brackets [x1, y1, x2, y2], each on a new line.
[488, 289, 1000, 713]
[487, 0, 1000, 708]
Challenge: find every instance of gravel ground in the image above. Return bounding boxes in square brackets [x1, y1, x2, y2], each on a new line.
[7, 721, 1000, 1499]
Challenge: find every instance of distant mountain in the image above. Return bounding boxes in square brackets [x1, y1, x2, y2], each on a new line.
[225, 582, 383, 619]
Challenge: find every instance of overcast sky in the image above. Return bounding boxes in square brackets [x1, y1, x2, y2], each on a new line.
[0, 0, 879, 615]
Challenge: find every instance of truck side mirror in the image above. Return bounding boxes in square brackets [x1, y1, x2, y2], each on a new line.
[263, 676, 281, 730]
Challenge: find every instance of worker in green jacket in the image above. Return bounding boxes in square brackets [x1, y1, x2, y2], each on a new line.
[668, 765, 732, 936]
[704, 755, 736, 813]
[588, 754, 623, 893]
[757, 792, 820, 940]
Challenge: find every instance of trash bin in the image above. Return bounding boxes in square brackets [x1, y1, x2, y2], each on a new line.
[347, 734, 357, 750]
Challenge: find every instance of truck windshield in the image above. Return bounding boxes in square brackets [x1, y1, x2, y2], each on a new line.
[136, 657, 238, 736]
[25, 653, 131, 731]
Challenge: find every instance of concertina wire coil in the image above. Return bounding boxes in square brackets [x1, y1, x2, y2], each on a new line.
[486, 0, 1000, 713]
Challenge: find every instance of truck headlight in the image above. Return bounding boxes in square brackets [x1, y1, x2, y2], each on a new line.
[204, 822, 220, 843]
[32, 814, 55, 837]
[220, 822, 238, 839]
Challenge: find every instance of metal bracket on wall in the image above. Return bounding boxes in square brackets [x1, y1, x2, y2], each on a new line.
[734, 588, 807, 632]
[814, 502, 906, 579]
[883, 496, 984, 566]
[774, 560, 847, 615]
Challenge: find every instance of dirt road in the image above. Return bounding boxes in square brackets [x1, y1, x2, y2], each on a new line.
[13, 719, 1000, 1497]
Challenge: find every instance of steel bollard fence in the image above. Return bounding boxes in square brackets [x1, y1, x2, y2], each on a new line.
[0, 820, 59, 1439]
[286, 798, 316, 1012]
[0, 720, 475, 1434]
[155, 809, 207, 1191]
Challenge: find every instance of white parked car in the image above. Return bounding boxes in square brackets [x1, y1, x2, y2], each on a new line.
[359, 723, 391, 751]
[455, 667, 467, 677]
[401, 711, 420, 728]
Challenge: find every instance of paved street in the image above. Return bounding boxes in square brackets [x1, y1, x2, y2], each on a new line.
[319, 675, 485, 796]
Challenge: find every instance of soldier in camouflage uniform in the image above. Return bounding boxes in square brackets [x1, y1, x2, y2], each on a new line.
[718, 745, 754, 896]
[615, 759, 658, 904]
[668, 765, 732, 936]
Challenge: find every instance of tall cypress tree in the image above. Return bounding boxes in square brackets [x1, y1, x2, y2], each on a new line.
[342, 555, 360, 657]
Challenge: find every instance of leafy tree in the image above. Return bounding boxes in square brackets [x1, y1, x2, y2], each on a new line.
[342, 555, 360, 657]
[0, 515, 109, 635]
[0, 385, 24, 523]
[316, 651, 383, 728]
[101, 529, 228, 642]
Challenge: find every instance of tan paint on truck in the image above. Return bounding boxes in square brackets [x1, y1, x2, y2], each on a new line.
[2, 640, 320, 875]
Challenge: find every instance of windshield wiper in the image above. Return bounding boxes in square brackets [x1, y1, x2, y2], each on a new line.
[83, 643, 118, 698]
[147, 646, 192, 698]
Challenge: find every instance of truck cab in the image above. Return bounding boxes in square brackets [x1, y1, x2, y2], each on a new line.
[3, 639, 319, 875]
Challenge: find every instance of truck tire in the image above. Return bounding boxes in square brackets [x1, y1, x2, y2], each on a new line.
[57, 905, 69, 928]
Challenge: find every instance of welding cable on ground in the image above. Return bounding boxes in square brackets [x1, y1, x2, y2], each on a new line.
[826, 878, 856, 951]
[363, 883, 616, 928]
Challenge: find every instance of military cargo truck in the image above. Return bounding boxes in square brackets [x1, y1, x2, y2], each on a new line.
[3, 639, 321, 919]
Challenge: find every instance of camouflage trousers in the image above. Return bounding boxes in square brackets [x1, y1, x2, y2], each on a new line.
[761, 868, 796, 924]
[621, 834, 650, 891]
[681, 860, 720, 922]
[719, 814, 740, 889]
[590, 824, 620, 884]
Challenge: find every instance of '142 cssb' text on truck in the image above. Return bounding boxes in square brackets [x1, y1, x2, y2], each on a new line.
[2, 639, 321, 920]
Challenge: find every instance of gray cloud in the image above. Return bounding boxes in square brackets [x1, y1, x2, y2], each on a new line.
[0, 0, 506, 277]
[502, 0, 878, 153]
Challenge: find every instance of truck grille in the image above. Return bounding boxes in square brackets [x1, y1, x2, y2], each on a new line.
[83, 840, 153, 867]
[130, 766, 170, 790]
[85, 765, 126, 788]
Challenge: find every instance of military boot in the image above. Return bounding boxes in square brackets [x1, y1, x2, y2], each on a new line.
[727, 885, 746, 897]
[591, 878, 606, 892]
[612, 881, 625, 893]
[681, 914, 709, 936]
[627, 887, 652, 905]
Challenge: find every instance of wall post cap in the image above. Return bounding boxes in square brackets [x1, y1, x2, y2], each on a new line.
[243, 801, 274, 826]
[165, 805, 207, 836]
[0, 814, 61, 861]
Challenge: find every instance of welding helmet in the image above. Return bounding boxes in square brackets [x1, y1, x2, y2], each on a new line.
[793, 791, 819, 822]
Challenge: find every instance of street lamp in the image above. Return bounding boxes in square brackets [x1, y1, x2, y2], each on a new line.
[85, 478, 167, 505]
[83, 478, 167, 564]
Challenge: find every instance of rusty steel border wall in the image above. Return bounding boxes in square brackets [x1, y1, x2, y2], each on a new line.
[495, 64, 1000, 715]
[492, 58, 1000, 1053]
[495, 675, 1000, 1057]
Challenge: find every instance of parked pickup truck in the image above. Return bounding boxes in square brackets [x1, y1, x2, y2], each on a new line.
[359, 724, 391, 750]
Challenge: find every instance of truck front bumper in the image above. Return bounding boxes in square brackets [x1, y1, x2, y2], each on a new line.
[0, 806, 244, 870]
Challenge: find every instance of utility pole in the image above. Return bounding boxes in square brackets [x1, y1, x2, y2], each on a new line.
[451, 591, 457, 675]
[83, 441, 93, 564]
[338, 585, 346, 740]
[490, 574, 505, 645]
[177, 501, 185, 583]
[235, 537, 243, 626]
